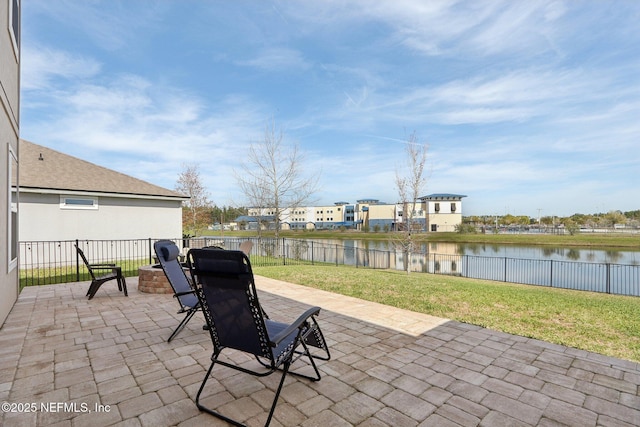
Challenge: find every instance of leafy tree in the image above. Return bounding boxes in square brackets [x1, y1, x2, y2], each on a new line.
[603, 210, 626, 227]
[566, 219, 580, 235]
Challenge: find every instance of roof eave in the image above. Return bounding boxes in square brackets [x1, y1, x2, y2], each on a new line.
[19, 187, 189, 201]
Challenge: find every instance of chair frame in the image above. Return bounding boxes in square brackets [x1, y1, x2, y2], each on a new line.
[187, 248, 330, 427]
[153, 240, 201, 342]
[75, 245, 127, 300]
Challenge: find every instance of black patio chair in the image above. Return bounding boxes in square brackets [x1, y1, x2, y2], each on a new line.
[154, 240, 201, 342]
[187, 248, 330, 427]
[75, 245, 127, 300]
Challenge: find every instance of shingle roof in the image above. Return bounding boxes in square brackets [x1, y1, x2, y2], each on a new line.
[19, 139, 186, 199]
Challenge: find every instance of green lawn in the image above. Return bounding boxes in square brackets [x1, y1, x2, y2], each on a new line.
[254, 264, 640, 363]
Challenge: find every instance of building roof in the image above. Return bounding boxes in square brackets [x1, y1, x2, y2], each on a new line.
[419, 193, 467, 200]
[19, 139, 187, 200]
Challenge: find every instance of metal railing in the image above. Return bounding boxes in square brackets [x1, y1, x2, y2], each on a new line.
[19, 238, 640, 297]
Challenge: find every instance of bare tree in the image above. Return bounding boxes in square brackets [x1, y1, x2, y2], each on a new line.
[175, 163, 212, 236]
[235, 119, 320, 245]
[395, 131, 429, 274]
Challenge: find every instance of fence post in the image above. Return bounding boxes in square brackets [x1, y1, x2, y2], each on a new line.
[606, 263, 611, 294]
[504, 257, 507, 282]
[464, 255, 468, 278]
[311, 241, 314, 265]
[550, 260, 553, 287]
[148, 238, 153, 264]
[75, 239, 80, 282]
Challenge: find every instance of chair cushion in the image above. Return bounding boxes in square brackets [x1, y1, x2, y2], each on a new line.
[161, 243, 180, 262]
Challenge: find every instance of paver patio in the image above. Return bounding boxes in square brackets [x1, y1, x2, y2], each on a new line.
[0, 276, 638, 426]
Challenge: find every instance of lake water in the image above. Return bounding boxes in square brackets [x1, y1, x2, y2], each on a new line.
[217, 236, 640, 295]
[297, 239, 640, 295]
[305, 239, 640, 266]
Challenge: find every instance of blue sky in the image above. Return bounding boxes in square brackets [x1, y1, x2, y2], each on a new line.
[20, 1, 640, 218]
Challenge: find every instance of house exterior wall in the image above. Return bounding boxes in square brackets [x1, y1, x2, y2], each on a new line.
[314, 204, 342, 229]
[1, 0, 20, 326]
[428, 213, 462, 232]
[287, 207, 314, 229]
[426, 199, 464, 232]
[19, 192, 183, 241]
[397, 201, 429, 232]
[367, 204, 397, 231]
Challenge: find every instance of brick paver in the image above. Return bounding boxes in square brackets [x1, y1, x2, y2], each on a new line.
[0, 277, 638, 426]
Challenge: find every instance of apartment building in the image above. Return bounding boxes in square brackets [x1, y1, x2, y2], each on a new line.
[245, 194, 466, 232]
[422, 194, 466, 232]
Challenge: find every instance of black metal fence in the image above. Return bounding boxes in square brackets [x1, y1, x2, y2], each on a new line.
[19, 237, 640, 297]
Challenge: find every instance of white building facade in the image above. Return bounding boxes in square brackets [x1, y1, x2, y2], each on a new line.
[245, 194, 466, 232]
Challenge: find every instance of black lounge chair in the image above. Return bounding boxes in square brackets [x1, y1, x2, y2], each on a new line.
[75, 245, 127, 300]
[154, 240, 201, 342]
[187, 248, 330, 427]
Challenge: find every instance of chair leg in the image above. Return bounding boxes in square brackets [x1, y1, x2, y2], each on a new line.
[196, 355, 246, 427]
[289, 340, 322, 382]
[265, 361, 291, 427]
[87, 280, 102, 300]
[168, 308, 197, 342]
[121, 277, 128, 296]
[196, 355, 291, 427]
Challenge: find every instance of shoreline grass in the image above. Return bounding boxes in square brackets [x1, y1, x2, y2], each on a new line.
[254, 264, 640, 363]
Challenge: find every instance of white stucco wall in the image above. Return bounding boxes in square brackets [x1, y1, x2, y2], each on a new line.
[19, 192, 183, 242]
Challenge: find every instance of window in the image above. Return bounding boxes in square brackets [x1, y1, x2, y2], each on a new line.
[60, 196, 98, 210]
[431, 224, 437, 232]
[8, 0, 20, 59]
[451, 203, 456, 212]
[8, 144, 18, 271]
[434, 203, 440, 212]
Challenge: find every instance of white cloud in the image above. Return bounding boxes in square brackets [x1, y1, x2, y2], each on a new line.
[21, 46, 101, 90]
[20, 1, 640, 216]
[235, 47, 311, 71]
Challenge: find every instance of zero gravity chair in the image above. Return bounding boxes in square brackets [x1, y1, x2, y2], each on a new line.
[154, 240, 201, 342]
[187, 248, 330, 427]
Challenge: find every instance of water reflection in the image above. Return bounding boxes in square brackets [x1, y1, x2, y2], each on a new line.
[306, 239, 640, 266]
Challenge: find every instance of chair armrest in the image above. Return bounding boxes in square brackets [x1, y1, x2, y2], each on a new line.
[269, 306, 321, 347]
[88, 265, 120, 272]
